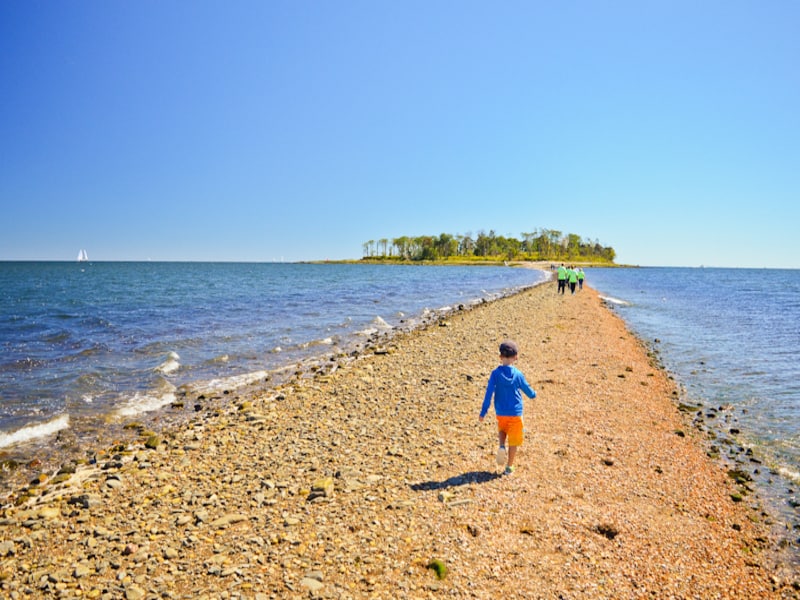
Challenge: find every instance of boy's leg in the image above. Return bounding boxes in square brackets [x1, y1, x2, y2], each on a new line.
[496, 430, 508, 466]
[507, 445, 518, 466]
[505, 417, 524, 468]
[495, 421, 509, 467]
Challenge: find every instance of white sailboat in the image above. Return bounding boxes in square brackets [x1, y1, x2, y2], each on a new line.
[77, 249, 89, 262]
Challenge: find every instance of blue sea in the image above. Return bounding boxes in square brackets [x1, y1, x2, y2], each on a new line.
[586, 266, 800, 546]
[0, 262, 546, 472]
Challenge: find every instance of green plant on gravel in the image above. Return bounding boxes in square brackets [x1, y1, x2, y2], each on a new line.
[427, 558, 447, 580]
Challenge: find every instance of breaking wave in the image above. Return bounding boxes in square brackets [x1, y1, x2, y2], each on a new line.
[0, 415, 70, 449]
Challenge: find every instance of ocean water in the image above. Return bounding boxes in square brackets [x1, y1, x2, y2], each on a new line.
[586, 267, 800, 543]
[0, 261, 546, 468]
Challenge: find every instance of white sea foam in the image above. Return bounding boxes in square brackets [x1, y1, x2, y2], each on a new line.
[0, 415, 70, 449]
[371, 316, 392, 329]
[300, 337, 335, 348]
[115, 379, 178, 417]
[599, 295, 630, 306]
[192, 370, 271, 396]
[355, 316, 395, 338]
[115, 390, 177, 417]
[777, 466, 800, 485]
[155, 351, 181, 374]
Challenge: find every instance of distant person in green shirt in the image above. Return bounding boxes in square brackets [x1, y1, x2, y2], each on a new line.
[557, 264, 567, 295]
[568, 266, 578, 294]
[577, 268, 585, 290]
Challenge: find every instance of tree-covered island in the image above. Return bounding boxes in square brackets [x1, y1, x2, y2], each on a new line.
[362, 229, 615, 264]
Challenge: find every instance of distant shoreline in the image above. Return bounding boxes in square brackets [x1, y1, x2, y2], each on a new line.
[309, 258, 632, 268]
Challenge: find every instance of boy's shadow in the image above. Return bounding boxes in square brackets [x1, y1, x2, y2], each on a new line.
[409, 470, 500, 492]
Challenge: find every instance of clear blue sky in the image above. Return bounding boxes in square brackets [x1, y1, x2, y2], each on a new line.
[2, 1, 798, 267]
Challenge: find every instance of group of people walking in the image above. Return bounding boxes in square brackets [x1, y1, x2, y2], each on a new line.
[556, 263, 584, 294]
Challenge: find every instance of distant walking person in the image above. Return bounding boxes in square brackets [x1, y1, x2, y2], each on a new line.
[568, 266, 578, 294]
[577, 268, 585, 290]
[479, 340, 536, 475]
[557, 264, 567, 294]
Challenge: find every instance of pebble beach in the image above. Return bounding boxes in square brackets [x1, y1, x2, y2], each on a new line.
[1, 280, 796, 599]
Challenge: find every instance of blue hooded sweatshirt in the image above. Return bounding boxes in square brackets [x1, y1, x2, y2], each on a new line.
[480, 365, 536, 418]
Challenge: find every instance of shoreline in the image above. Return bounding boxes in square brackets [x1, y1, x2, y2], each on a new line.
[0, 265, 544, 500]
[0, 276, 541, 503]
[0, 281, 796, 597]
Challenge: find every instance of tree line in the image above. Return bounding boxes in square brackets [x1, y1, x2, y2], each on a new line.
[362, 229, 616, 263]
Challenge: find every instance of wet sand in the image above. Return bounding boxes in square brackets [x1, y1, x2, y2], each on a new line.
[0, 280, 796, 598]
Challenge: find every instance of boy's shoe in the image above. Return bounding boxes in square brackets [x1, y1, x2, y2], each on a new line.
[503, 465, 515, 475]
[495, 446, 507, 467]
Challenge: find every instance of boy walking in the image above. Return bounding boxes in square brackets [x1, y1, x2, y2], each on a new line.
[479, 340, 536, 474]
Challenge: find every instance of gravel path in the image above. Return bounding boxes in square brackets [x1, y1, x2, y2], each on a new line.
[1, 281, 795, 599]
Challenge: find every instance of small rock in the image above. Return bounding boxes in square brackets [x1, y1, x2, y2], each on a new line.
[447, 498, 473, 507]
[73, 564, 92, 578]
[300, 577, 324, 592]
[37, 506, 61, 520]
[122, 544, 138, 556]
[305, 570, 324, 582]
[67, 494, 101, 509]
[312, 476, 335, 495]
[105, 476, 124, 489]
[210, 513, 248, 528]
[307, 476, 335, 501]
[125, 585, 146, 600]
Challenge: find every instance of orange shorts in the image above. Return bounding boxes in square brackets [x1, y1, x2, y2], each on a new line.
[496, 415, 524, 446]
